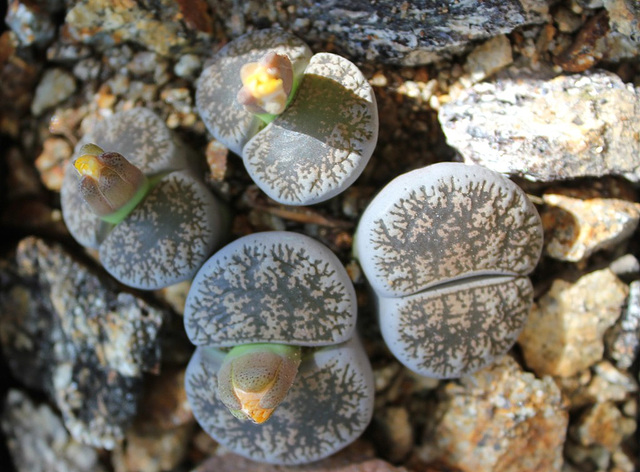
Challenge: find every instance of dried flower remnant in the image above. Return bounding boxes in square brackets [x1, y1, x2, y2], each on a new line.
[184, 231, 374, 464]
[216, 344, 301, 424]
[237, 52, 294, 117]
[73, 143, 152, 224]
[355, 162, 544, 379]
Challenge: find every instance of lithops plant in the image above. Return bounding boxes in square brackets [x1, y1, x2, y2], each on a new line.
[184, 231, 374, 464]
[61, 107, 226, 290]
[196, 28, 378, 206]
[355, 162, 544, 379]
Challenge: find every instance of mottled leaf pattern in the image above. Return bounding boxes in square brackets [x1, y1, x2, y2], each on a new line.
[185, 337, 374, 465]
[379, 276, 533, 378]
[99, 171, 222, 290]
[184, 232, 356, 347]
[196, 29, 312, 155]
[356, 163, 543, 378]
[358, 163, 543, 298]
[243, 52, 378, 205]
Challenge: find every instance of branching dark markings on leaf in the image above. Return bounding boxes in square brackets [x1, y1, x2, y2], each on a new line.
[357, 163, 544, 378]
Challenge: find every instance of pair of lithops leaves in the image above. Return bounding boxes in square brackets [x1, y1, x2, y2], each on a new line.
[196, 28, 378, 206]
[183, 231, 374, 465]
[355, 162, 544, 379]
[61, 108, 226, 290]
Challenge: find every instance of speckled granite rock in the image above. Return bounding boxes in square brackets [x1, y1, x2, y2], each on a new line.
[605, 280, 640, 369]
[570, 401, 636, 451]
[518, 269, 629, 377]
[65, 0, 217, 58]
[554, 361, 638, 409]
[5, 0, 59, 47]
[439, 70, 640, 182]
[2, 389, 106, 472]
[209, 0, 548, 65]
[541, 186, 640, 262]
[0, 237, 167, 449]
[417, 355, 568, 472]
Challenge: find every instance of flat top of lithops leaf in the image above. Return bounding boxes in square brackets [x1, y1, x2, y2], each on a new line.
[379, 275, 533, 379]
[185, 336, 374, 465]
[76, 107, 184, 175]
[196, 29, 313, 156]
[184, 231, 357, 347]
[99, 171, 223, 290]
[356, 162, 543, 298]
[242, 52, 378, 205]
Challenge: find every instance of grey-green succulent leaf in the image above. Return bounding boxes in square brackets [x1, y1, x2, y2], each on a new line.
[357, 162, 543, 298]
[379, 275, 533, 379]
[184, 231, 357, 347]
[355, 162, 544, 378]
[242, 52, 379, 205]
[98, 170, 224, 290]
[185, 336, 374, 465]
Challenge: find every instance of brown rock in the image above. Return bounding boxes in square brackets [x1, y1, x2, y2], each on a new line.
[417, 356, 568, 472]
[519, 269, 628, 377]
[541, 186, 640, 262]
[571, 402, 637, 451]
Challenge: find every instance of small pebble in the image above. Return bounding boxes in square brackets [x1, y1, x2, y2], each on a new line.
[34, 137, 72, 191]
[519, 269, 628, 377]
[31, 68, 76, 116]
[542, 188, 640, 262]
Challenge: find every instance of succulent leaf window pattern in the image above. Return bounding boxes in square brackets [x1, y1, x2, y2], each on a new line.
[61, 108, 226, 290]
[183, 232, 374, 464]
[196, 29, 378, 206]
[356, 162, 543, 378]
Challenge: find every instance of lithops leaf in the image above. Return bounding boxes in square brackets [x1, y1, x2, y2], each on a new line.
[243, 52, 378, 205]
[379, 275, 533, 378]
[99, 170, 224, 290]
[356, 162, 543, 298]
[196, 29, 312, 156]
[185, 336, 374, 465]
[60, 161, 106, 249]
[184, 231, 356, 347]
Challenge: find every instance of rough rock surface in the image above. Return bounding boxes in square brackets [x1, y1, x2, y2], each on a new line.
[605, 280, 640, 369]
[65, 0, 218, 58]
[519, 269, 629, 377]
[439, 70, 640, 182]
[417, 356, 568, 472]
[209, 0, 549, 65]
[2, 389, 105, 472]
[0, 237, 167, 449]
[541, 185, 640, 262]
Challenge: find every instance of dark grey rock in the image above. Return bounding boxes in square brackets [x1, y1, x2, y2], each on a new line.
[0, 237, 167, 449]
[210, 0, 549, 65]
